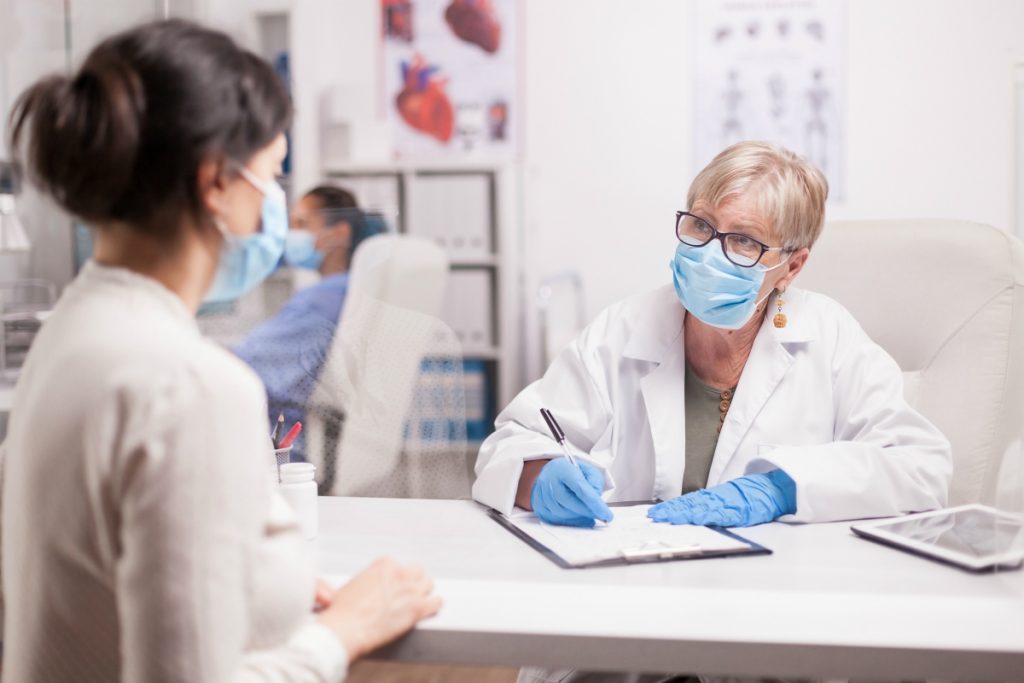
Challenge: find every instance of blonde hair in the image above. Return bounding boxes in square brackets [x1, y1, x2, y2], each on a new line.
[687, 141, 829, 249]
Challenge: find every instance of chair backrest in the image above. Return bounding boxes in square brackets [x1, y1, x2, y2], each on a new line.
[798, 219, 1024, 506]
[306, 234, 471, 497]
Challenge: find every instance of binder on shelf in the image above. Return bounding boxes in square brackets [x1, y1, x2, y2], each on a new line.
[405, 358, 493, 445]
[442, 269, 495, 350]
[462, 359, 491, 442]
[407, 173, 493, 260]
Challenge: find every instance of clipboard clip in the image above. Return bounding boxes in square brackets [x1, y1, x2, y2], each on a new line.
[620, 541, 703, 561]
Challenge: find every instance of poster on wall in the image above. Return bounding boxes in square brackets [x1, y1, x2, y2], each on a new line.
[382, 0, 518, 160]
[693, 0, 846, 198]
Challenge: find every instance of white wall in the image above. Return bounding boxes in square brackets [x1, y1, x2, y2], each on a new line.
[520, 0, 692, 332]
[521, 0, 1024, 331]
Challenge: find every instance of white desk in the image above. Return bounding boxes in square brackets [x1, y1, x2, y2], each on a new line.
[315, 498, 1024, 680]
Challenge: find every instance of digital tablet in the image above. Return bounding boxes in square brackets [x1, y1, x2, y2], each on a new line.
[851, 504, 1024, 572]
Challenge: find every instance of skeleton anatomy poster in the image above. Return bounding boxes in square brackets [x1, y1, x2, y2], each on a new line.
[693, 0, 847, 198]
[382, 0, 519, 160]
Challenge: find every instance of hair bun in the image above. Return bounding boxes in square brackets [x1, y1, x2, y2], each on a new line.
[9, 45, 146, 221]
[74, 48, 146, 167]
[8, 19, 292, 232]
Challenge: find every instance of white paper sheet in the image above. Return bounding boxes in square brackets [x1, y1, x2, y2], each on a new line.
[508, 505, 751, 566]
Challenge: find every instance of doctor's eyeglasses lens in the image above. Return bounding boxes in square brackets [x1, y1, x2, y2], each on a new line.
[675, 210, 778, 268]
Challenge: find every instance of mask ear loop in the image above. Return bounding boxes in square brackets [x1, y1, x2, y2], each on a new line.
[208, 164, 268, 243]
[753, 250, 792, 312]
[212, 215, 233, 242]
[199, 157, 237, 244]
[237, 165, 271, 196]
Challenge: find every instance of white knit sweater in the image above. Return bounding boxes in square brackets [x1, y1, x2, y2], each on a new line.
[0, 261, 347, 682]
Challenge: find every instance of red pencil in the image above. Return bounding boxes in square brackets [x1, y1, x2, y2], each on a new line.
[278, 421, 303, 449]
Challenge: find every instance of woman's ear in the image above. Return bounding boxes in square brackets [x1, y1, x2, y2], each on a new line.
[197, 157, 229, 220]
[776, 247, 810, 291]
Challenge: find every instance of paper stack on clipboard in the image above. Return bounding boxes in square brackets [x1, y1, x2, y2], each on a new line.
[490, 503, 771, 569]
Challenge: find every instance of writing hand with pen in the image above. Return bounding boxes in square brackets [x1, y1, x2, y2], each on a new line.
[522, 408, 614, 528]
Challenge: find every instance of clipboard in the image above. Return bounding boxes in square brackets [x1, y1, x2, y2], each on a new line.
[488, 502, 772, 569]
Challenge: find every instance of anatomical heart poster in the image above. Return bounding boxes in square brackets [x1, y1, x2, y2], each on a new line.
[693, 0, 847, 199]
[382, 0, 519, 160]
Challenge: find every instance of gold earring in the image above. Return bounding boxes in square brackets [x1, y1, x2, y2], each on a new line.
[773, 288, 788, 329]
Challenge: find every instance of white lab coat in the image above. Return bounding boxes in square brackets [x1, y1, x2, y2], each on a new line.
[473, 285, 952, 523]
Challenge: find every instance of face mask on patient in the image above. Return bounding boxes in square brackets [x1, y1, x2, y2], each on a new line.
[670, 241, 788, 330]
[283, 229, 324, 270]
[204, 167, 288, 303]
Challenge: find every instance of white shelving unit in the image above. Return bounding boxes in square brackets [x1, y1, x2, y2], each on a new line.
[323, 162, 520, 442]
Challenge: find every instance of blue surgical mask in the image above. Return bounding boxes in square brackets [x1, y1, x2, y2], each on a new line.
[204, 167, 288, 304]
[670, 241, 788, 329]
[283, 229, 324, 270]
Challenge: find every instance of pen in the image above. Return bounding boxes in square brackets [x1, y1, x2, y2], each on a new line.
[271, 412, 284, 446]
[278, 421, 303, 450]
[539, 408, 579, 468]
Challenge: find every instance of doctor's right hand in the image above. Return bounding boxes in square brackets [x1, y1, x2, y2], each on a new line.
[531, 458, 614, 528]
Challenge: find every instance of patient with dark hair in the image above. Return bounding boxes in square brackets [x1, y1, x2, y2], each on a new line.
[3, 20, 436, 682]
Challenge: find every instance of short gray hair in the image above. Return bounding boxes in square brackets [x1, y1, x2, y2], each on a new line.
[687, 141, 829, 249]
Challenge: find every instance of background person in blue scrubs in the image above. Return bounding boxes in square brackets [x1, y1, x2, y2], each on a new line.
[235, 186, 384, 471]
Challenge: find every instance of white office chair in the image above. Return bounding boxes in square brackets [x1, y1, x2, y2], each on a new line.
[305, 234, 473, 498]
[798, 219, 1024, 507]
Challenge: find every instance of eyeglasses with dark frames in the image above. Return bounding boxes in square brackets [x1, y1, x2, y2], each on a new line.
[675, 211, 792, 268]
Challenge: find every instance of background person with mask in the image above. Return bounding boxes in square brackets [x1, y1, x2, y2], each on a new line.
[1, 20, 438, 682]
[235, 185, 384, 465]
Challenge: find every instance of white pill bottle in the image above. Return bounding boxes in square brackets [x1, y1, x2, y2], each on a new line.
[278, 462, 318, 540]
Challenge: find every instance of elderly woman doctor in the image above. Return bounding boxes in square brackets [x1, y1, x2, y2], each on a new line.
[474, 141, 951, 529]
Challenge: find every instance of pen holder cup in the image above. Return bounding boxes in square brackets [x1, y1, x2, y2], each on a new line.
[273, 446, 293, 482]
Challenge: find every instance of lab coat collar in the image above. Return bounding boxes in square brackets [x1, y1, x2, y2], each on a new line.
[622, 285, 815, 365]
[622, 285, 685, 364]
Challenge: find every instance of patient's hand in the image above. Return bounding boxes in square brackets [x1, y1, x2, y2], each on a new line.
[313, 577, 334, 612]
[317, 557, 442, 660]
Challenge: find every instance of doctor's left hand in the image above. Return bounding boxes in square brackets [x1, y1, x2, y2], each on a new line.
[647, 469, 797, 527]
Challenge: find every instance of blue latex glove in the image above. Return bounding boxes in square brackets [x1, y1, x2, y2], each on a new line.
[531, 458, 614, 528]
[647, 469, 797, 527]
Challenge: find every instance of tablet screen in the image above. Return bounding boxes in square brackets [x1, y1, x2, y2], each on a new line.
[876, 508, 1023, 558]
